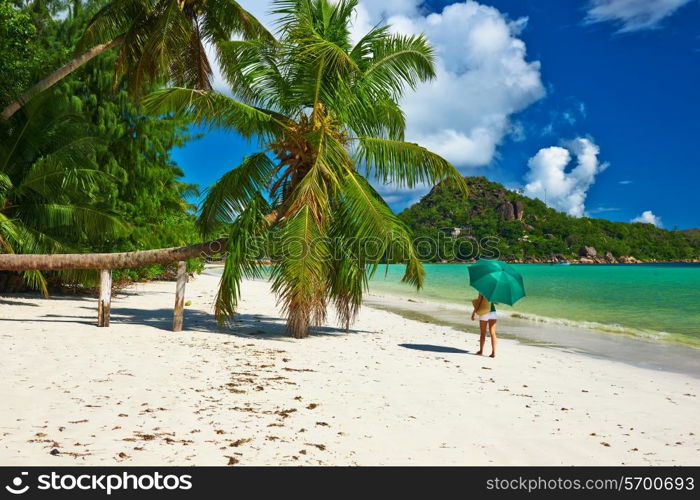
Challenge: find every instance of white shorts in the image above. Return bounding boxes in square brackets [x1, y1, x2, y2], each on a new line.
[479, 311, 497, 321]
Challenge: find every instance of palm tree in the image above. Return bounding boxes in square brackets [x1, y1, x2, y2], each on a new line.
[145, 0, 467, 338]
[1, 0, 271, 119]
[0, 92, 124, 292]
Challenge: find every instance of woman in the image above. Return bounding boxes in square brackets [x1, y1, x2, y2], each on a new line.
[471, 293, 497, 358]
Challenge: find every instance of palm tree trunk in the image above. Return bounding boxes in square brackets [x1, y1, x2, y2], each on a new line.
[0, 209, 281, 271]
[1, 36, 124, 120]
[0, 238, 227, 271]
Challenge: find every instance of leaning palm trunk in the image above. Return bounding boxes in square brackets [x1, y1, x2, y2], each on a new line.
[0, 239, 227, 271]
[1, 37, 124, 119]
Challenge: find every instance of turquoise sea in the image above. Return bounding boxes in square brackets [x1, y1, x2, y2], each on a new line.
[368, 263, 700, 346]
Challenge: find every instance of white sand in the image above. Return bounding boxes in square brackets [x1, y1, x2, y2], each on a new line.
[1, 270, 698, 466]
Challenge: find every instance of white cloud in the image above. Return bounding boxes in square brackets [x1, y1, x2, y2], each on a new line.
[589, 206, 620, 214]
[631, 210, 663, 227]
[232, 1, 543, 171]
[618, 180, 633, 185]
[523, 137, 609, 217]
[387, 2, 545, 167]
[585, 0, 694, 32]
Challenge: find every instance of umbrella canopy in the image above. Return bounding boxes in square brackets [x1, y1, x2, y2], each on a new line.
[468, 259, 525, 306]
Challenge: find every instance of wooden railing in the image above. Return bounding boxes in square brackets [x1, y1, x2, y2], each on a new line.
[0, 239, 227, 331]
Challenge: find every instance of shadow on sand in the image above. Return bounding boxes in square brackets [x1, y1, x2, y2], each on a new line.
[398, 343, 470, 354]
[0, 292, 370, 339]
[0, 303, 368, 340]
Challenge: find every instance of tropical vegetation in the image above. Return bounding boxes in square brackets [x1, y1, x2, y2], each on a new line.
[145, 0, 466, 337]
[2, 0, 270, 118]
[0, 91, 123, 293]
[1, 0, 205, 291]
[399, 176, 700, 262]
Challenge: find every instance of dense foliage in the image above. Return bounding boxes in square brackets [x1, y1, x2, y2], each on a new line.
[399, 176, 700, 262]
[0, 0, 203, 291]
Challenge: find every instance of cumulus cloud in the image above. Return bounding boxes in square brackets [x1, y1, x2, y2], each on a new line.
[386, 2, 545, 168]
[631, 210, 663, 227]
[231, 1, 543, 170]
[523, 138, 609, 217]
[585, 0, 694, 32]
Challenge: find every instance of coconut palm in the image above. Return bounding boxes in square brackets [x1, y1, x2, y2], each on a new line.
[145, 0, 467, 338]
[0, 93, 124, 292]
[2, 0, 271, 119]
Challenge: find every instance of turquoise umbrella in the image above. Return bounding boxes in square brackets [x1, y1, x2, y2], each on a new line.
[468, 259, 526, 306]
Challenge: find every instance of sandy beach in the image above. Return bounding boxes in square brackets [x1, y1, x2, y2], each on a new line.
[1, 269, 698, 466]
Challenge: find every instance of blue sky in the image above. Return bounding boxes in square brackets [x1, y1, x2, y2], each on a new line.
[172, 0, 700, 229]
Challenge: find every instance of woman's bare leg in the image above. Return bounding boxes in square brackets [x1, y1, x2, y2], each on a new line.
[488, 319, 497, 358]
[477, 321, 487, 355]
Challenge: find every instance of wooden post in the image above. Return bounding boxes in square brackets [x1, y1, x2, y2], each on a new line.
[172, 261, 187, 332]
[98, 269, 112, 327]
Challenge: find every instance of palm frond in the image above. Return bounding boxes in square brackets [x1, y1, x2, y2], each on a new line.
[349, 24, 390, 64]
[16, 138, 108, 199]
[172, 19, 213, 89]
[360, 33, 436, 99]
[0, 172, 12, 197]
[0, 213, 22, 254]
[214, 195, 271, 322]
[198, 152, 276, 235]
[355, 137, 467, 191]
[16, 204, 126, 241]
[325, 230, 367, 330]
[143, 88, 287, 141]
[202, 0, 276, 41]
[79, 0, 151, 49]
[129, 0, 194, 92]
[21, 270, 49, 297]
[216, 39, 287, 109]
[343, 93, 406, 140]
[337, 172, 424, 289]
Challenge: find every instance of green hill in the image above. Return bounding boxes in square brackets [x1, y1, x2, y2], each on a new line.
[397, 177, 700, 263]
[680, 228, 700, 246]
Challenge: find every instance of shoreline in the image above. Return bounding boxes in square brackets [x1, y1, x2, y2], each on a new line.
[366, 286, 700, 344]
[366, 262, 700, 349]
[1, 270, 699, 465]
[363, 292, 700, 379]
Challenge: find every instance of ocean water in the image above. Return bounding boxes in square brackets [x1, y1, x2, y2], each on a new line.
[368, 263, 700, 346]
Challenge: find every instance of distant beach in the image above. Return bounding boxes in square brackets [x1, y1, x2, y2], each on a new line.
[1, 267, 698, 466]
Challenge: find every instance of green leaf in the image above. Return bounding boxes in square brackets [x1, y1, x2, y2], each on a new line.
[355, 137, 467, 192]
[198, 152, 276, 235]
[143, 87, 287, 141]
